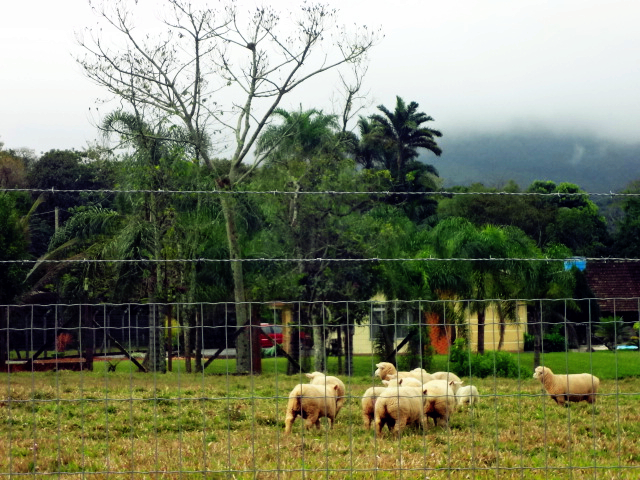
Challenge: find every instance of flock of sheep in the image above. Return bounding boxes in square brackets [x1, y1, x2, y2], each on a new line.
[284, 362, 600, 436]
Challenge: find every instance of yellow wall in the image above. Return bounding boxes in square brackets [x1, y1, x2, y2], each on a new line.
[466, 303, 527, 353]
[349, 302, 526, 355]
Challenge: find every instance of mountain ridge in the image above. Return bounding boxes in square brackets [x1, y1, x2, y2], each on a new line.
[423, 132, 640, 193]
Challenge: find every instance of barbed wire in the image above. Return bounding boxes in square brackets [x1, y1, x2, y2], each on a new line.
[1, 256, 638, 266]
[1, 187, 639, 197]
[1, 296, 638, 309]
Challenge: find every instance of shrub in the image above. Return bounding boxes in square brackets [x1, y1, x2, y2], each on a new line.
[523, 326, 567, 353]
[397, 325, 434, 372]
[450, 338, 522, 378]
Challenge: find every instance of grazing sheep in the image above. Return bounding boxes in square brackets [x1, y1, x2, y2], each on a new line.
[284, 383, 339, 434]
[374, 362, 420, 382]
[408, 368, 434, 383]
[422, 380, 456, 428]
[383, 375, 423, 388]
[533, 366, 600, 406]
[374, 362, 401, 381]
[305, 372, 346, 415]
[431, 371, 463, 393]
[456, 385, 480, 407]
[361, 386, 386, 429]
[374, 386, 426, 437]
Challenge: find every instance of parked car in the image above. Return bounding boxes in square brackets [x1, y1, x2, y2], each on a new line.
[259, 323, 312, 349]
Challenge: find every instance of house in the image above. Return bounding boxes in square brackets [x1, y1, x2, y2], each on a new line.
[583, 260, 640, 322]
[347, 301, 527, 355]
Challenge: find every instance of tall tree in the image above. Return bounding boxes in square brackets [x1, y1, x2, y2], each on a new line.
[78, 0, 378, 374]
[369, 96, 442, 177]
[252, 108, 376, 372]
[425, 218, 538, 354]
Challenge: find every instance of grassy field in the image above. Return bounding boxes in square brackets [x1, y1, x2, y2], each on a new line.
[1, 352, 639, 479]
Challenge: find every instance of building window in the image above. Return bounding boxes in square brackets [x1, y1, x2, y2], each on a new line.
[369, 303, 414, 341]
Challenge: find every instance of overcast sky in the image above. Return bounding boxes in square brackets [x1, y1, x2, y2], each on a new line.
[1, 0, 639, 155]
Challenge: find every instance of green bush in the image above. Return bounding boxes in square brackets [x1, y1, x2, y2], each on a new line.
[450, 338, 522, 378]
[523, 326, 567, 353]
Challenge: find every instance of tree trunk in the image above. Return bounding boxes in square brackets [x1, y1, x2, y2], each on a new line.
[531, 303, 542, 370]
[311, 313, 325, 372]
[182, 307, 192, 374]
[497, 304, 506, 351]
[195, 309, 202, 373]
[476, 306, 486, 355]
[344, 324, 354, 377]
[219, 195, 255, 374]
[146, 193, 166, 373]
[147, 303, 166, 373]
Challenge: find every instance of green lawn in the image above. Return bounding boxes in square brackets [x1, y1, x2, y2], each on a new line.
[2, 364, 639, 479]
[84, 350, 640, 380]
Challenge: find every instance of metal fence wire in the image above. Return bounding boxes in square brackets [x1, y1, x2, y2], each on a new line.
[1, 187, 639, 479]
[1, 299, 639, 479]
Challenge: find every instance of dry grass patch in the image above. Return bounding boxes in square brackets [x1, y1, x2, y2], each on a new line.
[1, 372, 639, 479]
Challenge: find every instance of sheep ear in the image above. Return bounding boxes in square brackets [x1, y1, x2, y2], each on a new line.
[305, 373, 313, 379]
[375, 363, 381, 368]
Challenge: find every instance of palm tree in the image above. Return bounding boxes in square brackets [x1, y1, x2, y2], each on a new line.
[369, 96, 442, 177]
[255, 108, 342, 165]
[426, 218, 534, 354]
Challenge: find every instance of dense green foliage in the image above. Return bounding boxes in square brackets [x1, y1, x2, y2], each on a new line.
[2, 94, 639, 372]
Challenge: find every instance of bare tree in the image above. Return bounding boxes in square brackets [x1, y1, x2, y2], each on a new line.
[77, 0, 379, 373]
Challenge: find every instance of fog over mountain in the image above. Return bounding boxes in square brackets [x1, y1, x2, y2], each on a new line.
[427, 131, 640, 193]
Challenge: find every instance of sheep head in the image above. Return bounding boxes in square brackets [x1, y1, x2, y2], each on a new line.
[374, 362, 397, 381]
[533, 366, 552, 382]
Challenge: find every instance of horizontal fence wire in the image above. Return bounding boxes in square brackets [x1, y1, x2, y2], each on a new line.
[2, 187, 640, 197]
[1, 299, 639, 479]
[2, 186, 640, 478]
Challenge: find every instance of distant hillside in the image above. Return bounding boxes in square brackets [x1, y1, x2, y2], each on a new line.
[424, 131, 640, 193]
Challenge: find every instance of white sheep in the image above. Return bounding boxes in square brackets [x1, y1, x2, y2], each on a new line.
[374, 362, 405, 381]
[422, 379, 456, 428]
[408, 368, 434, 383]
[431, 371, 463, 393]
[305, 372, 346, 415]
[361, 386, 387, 429]
[455, 385, 480, 407]
[284, 383, 339, 434]
[374, 386, 426, 437]
[374, 362, 431, 382]
[533, 366, 600, 406]
[383, 375, 423, 388]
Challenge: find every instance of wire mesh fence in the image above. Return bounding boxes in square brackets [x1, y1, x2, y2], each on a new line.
[1, 299, 639, 479]
[2, 185, 640, 478]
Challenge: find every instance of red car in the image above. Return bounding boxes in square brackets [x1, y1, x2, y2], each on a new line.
[258, 323, 312, 349]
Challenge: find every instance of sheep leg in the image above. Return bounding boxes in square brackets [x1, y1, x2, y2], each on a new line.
[284, 411, 297, 434]
[393, 418, 407, 438]
[363, 414, 372, 429]
[305, 412, 320, 430]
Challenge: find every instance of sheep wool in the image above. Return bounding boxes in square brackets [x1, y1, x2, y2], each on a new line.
[533, 366, 600, 406]
[374, 386, 426, 437]
[305, 372, 346, 415]
[374, 362, 415, 382]
[456, 385, 480, 407]
[422, 380, 456, 428]
[284, 383, 339, 434]
[431, 372, 463, 393]
[361, 386, 387, 429]
[408, 368, 434, 383]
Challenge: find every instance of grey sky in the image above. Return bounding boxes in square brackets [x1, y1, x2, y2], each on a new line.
[1, 0, 639, 155]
